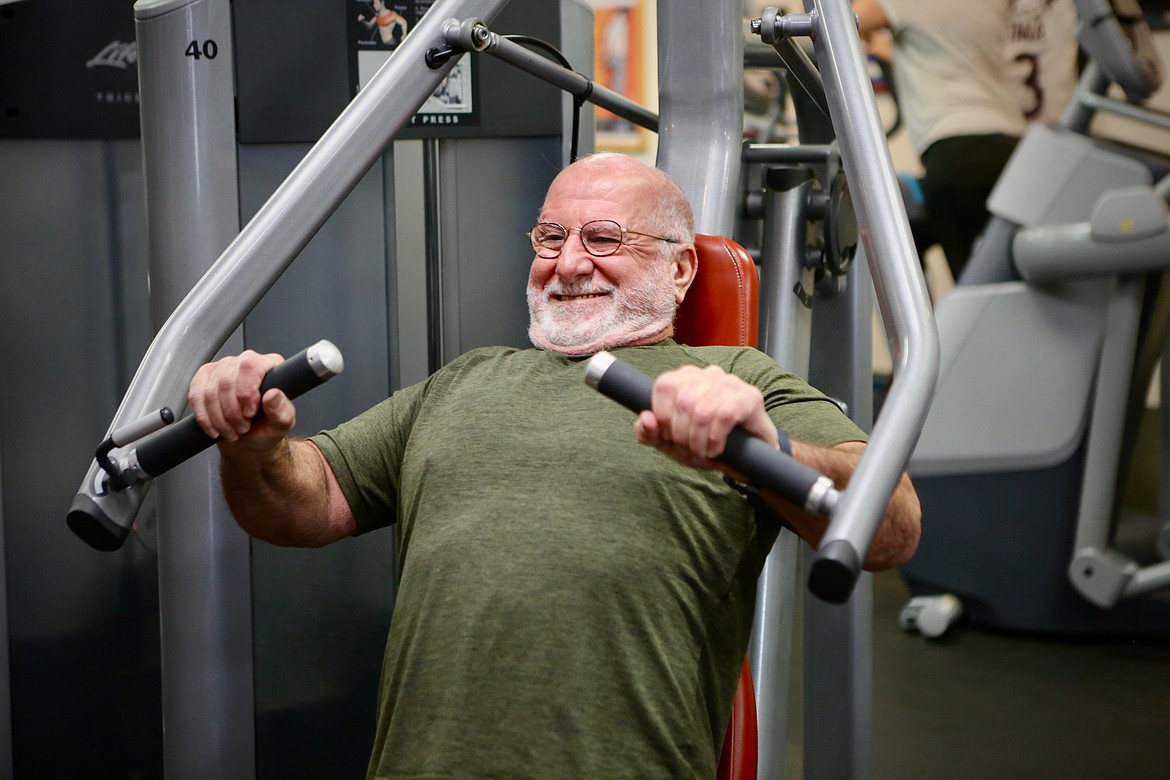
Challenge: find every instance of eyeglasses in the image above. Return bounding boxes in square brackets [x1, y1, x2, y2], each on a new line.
[526, 220, 681, 258]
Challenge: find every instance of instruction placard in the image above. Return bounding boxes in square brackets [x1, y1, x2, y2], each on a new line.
[348, 1, 480, 130]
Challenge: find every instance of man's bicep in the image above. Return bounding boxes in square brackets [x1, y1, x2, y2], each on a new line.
[307, 440, 359, 541]
[310, 429, 399, 535]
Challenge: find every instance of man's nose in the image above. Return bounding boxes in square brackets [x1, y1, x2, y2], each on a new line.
[555, 237, 595, 281]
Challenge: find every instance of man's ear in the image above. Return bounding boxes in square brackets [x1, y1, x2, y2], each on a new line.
[672, 244, 698, 305]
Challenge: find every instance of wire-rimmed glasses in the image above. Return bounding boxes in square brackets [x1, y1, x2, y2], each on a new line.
[526, 220, 680, 258]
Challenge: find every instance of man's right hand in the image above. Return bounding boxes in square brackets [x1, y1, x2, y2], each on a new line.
[190, 350, 356, 546]
[188, 350, 296, 455]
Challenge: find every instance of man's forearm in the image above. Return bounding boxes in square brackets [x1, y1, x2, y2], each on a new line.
[758, 440, 921, 571]
[220, 439, 355, 547]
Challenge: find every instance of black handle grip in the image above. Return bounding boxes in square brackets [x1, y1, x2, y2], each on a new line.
[132, 340, 344, 479]
[584, 352, 838, 514]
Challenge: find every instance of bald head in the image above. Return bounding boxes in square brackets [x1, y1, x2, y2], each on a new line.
[543, 154, 695, 247]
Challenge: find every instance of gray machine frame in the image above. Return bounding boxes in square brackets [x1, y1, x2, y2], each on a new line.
[1023, 68, 1170, 607]
[67, 0, 937, 776]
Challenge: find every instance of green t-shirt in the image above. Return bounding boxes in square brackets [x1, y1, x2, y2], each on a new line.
[311, 341, 865, 779]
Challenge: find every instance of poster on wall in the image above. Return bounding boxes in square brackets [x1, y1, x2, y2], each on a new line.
[348, 0, 481, 130]
[589, 0, 647, 151]
[0, 1, 140, 139]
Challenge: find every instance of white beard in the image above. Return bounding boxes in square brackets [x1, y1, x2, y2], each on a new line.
[527, 259, 677, 355]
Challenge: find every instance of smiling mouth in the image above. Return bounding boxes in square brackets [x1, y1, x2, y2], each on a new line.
[553, 292, 610, 301]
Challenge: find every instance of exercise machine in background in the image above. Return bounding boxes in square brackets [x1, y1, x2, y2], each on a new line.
[905, 0, 1170, 635]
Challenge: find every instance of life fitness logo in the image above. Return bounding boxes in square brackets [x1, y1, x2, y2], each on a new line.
[86, 40, 139, 106]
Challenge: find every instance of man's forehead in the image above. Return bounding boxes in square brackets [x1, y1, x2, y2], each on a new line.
[542, 168, 652, 217]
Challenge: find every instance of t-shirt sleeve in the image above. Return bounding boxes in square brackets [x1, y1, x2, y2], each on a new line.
[309, 379, 429, 535]
[726, 349, 868, 447]
[309, 347, 505, 535]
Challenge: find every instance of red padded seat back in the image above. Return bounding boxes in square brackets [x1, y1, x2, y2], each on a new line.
[675, 233, 759, 780]
[674, 234, 759, 350]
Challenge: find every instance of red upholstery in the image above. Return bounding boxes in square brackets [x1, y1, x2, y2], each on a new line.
[716, 657, 759, 780]
[674, 234, 759, 350]
[674, 233, 759, 780]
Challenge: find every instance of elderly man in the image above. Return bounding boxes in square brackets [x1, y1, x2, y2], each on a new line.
[190, 153, 920, 778]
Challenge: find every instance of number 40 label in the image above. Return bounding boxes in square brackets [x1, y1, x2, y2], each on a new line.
[185, 40, 219, 60]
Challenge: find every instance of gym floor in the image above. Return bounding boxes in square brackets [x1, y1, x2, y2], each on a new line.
[870, 569, 1170, 779]
[783, 410, 1170, 779]
[781, 569, 1170, 779]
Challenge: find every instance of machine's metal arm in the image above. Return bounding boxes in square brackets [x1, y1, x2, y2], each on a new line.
[442, 18, 659, 132]
[67, 0, 512, 550]
[749, 23, 829, 123]
[1073, 0, 1162, 102]
[755, 2, 939, 602]
[69, 341, 344, 550]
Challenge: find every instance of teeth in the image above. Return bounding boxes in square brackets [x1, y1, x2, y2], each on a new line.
[558, 292, 606, 300]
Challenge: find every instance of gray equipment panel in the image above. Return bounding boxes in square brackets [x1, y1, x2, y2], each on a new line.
[910, 281, 1112, 476]
[0, 139, 158, 776]
[987, 125, 1151, 227]
[0, 2, 141, 139]
[432, 137, 562, 362]
[238, 145, 400, 778]
[234, 0, 566, 143]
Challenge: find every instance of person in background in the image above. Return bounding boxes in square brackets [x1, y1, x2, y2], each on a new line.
[854, 0, 1025, 281]
[1007, 0, 1079, 124]
[855, 0, 1077, 282]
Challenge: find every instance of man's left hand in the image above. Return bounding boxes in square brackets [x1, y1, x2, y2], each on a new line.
[634, 364, 778, 474]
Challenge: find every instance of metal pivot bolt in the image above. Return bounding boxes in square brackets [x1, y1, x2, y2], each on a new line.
[469, 21, 491, 50]
[754, 8, 781, 44]
[441, 17, 493, 52]
[428, 17, 491, 69]
[752, 8, 818, 44]
[780, 12, 818, 40]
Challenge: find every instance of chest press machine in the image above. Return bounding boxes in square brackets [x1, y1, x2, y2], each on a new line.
[65, 0, 937, 777]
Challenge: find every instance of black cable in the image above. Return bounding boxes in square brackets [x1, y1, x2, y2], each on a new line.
[502, 34, 583, 160]
[570, 95, 584, 162]
[502, 34, 572, 69]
